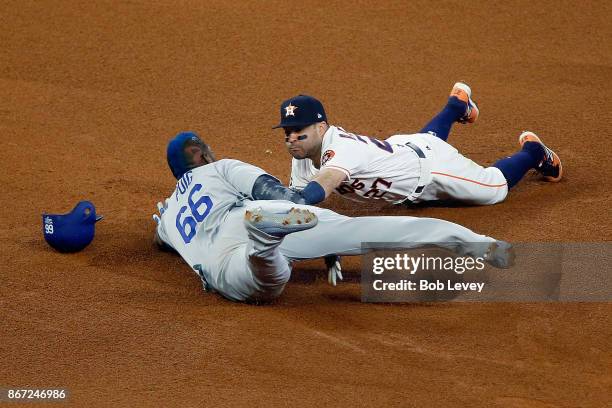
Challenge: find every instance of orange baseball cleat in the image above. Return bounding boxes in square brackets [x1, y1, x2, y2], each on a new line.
[450, 81, 479, 124]
[519, 131, 563, 182]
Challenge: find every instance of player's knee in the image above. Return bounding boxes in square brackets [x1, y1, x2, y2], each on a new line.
[479, 168, 509, 205]
[242, 281, 287, 303]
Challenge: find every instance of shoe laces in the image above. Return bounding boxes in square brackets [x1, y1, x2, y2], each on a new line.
[542, 146, 555, 166]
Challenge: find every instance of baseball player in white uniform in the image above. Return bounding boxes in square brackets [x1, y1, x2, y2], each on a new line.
[274, 83, 562, 206]
[153, 131, 513, 303]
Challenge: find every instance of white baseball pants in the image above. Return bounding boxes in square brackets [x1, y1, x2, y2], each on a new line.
[387, 133, 509, 205]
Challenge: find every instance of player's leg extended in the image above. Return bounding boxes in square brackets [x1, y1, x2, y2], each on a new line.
[419, 82, 479, 141]
[492, 131, 563, 188]
[417, 130, 561, 204]
[280, 208, 511, 268]
[406, 133, 509, 205]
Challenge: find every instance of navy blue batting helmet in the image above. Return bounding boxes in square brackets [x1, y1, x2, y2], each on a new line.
[42, 201, 103, 253]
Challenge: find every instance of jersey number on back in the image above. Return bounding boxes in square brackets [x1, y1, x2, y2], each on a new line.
[338, 132, 393, 153]
[175, 183, 213, 244]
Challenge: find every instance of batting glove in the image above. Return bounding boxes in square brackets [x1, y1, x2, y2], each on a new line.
[152, 200, 168, 225]
[325, 255, 343, 286]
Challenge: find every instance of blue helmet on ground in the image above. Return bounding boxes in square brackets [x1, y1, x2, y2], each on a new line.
[42, 201, 103, 253]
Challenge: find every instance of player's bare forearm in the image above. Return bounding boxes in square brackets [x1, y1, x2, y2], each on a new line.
[312, 168, 347, 198]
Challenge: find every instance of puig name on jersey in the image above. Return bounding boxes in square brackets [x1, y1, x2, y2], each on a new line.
[175, 171, 194, 201]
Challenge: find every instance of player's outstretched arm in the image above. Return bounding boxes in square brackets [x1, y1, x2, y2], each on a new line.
[310, 168, 346, 201]
[251, 174, 327, 205]
[252, 174, 307, 203]
[152, 200, 178, 254]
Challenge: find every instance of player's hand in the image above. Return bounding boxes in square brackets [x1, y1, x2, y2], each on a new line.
[152, 200, 168, 225]
[325, 255, 343, 286]
[152, 200, 177, 253]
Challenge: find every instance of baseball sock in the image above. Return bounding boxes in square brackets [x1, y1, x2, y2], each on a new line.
[493, 142, 545, 188]
[419, 97, 466, 141]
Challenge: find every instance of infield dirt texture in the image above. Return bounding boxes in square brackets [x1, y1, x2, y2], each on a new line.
[1, 1, 610, 407]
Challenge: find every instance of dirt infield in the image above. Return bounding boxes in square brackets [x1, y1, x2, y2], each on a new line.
[1, 1, 611, 406]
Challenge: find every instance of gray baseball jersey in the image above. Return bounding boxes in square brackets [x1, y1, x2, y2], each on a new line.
[156, 159, 502, 302]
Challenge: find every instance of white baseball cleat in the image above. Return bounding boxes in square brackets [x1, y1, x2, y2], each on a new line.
[450, 81, 479, 124]
[244, 207, 318, 237]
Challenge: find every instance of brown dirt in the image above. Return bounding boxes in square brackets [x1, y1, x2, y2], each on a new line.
[1, 1, 611, 407]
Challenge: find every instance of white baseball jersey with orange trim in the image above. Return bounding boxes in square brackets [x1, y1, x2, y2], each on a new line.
[290, 126, 508, 205]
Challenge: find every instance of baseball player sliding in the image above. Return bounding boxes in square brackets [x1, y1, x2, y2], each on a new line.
[153, 131, 513, 303]
[274, 83, 562, 206]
